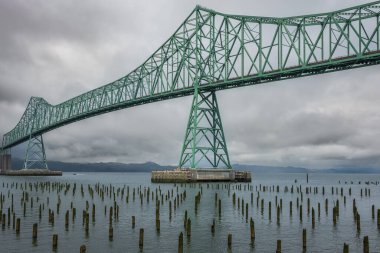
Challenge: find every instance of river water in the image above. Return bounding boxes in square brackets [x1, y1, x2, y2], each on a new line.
[0, 172, 379, 253]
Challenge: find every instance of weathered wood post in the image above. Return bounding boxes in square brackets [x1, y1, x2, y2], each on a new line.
[156, 218, 160, 232]
[302, 228, 306, 250]
[184, 210, 188, 228]
[139, 228, 144, 249]
[219, 199, 221, 217]
[187, 218, 191, 237]
[312, 208, 315, 229]
[250, 218, 255, 240]
[169, 201, 172, 221]
[92, 204, 95, 222]
[85, 212, 89, 235]
[343, 243, 349, 253]
[16, 218, 20, 234]
[65, 210, 69, 229]
[269, 201, 272, 220]
[333, 207, 337, 225]
[132, 216, 135, 229]
[109, 225, 113, 241]
[228, 234, 232, 250]
[276, 240, 281, 253]
[363, 235, 369, 253]
[80, 245, 86, 253]
[32, 223, 38, 241]
[52, 234, 58, 250]
[178, 232, 183, 253]
[211, 219, 215, 235]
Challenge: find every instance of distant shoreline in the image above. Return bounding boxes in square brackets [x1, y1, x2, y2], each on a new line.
[9, 158, 380, 174]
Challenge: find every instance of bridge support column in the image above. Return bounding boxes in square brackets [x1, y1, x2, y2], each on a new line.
[23, 135, 48, 170]
[178, 90, 231, 169]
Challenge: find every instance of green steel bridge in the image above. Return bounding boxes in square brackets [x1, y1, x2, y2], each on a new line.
[2, 1, 380, 170]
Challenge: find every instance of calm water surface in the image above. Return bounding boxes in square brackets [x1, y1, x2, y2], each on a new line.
[0, 172, 379, 253]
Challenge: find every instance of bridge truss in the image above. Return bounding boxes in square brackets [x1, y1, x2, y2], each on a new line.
[2, 2, 380, 169]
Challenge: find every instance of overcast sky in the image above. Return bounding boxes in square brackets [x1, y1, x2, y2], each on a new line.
[1, 0, 380, 169]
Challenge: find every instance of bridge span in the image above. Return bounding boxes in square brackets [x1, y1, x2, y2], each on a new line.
[2, 2, 380, 171]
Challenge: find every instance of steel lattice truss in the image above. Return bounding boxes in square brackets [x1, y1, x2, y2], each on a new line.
[3, 1, 380, 150]
[179, 91, 230, 169]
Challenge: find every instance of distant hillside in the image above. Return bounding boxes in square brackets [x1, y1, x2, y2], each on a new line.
[232, 164, 308, 173]
[9, 158, 380, 173]
[316, 167, 380, 174]
[11, 158, 175, 172]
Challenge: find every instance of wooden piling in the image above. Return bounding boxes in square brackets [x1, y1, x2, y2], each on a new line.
[218, 199, 221, 217]
[184, 210, 187, 228]
[250, 218, 255, 240]
[343, 243, 349, 253]
[139, 228, 144, 248]
[65, 210, 69, 229]
[52, 234, 58, 250]
[276, 240, 281, 253]
[32, 223, 38, 240]
[16, 218, 20, 234]
[132, 216, 135, 229]
[85, 212, 89, 235]
[80, 245, 86, 253]
[109, 226, 113, 241]
[228, 234, 232, 249]
[302, 229, 306, 250]
[289, 201, 292, 216]
[245, 203, 248, 222]
[211, 219, 215, 235]
[333, 207, 337, 225]
[156, 219, 160, 232]
[178, 232, 183, 253]
[363, 235, 369, 253]
[269, 201, 272, 220]
[187, 218, 191, 237]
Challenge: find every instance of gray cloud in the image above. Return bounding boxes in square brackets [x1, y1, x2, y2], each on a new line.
[1, 0, 380, 169]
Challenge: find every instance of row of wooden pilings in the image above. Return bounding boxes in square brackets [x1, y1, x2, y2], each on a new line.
[0, 179, 379, 252]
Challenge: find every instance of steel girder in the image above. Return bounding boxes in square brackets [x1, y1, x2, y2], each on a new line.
[3, 1, 380, 150]
[179, 90, 231, 169]
[23, 135, 48, 170]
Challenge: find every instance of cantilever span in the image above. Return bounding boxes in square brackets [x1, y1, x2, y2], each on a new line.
[2, 2, 380, 170]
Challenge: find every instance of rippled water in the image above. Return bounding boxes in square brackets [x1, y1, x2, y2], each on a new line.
[0, 172, 379, 253]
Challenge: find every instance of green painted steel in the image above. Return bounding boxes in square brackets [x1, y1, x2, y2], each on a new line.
[179, 90, 231, 169]
[23, 135, 48, 170]
[2, 1, 380, 153]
